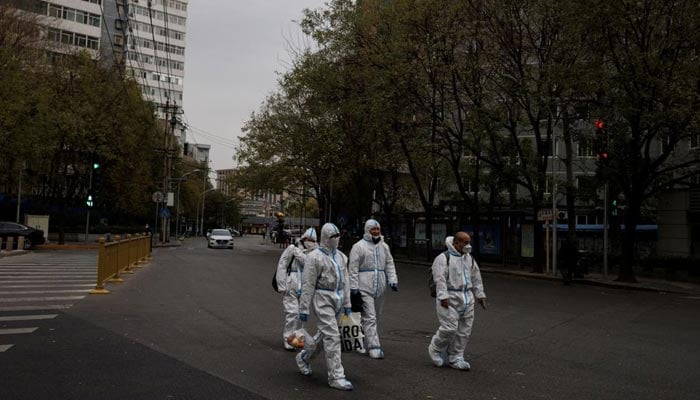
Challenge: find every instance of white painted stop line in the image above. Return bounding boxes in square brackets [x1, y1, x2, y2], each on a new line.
[0, 327, 38, 335]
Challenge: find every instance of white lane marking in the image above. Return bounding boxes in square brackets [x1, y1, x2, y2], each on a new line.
[0, 275, 96, 279]
[0, 327, 39, 335]
[0, 314, 58, 322]
[0, 289, 90, 295]
[0, 304, 73, 311]
[0, 344, 14, 352]
[0, 284, 94, 288]
[0, 296, 85, 303]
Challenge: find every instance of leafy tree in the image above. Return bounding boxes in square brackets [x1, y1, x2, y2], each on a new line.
[579, 0, 700, 281]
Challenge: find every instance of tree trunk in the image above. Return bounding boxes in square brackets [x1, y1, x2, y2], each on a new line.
[617, 198, 639, 282]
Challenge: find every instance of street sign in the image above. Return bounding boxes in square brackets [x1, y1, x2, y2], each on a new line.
[152, 191, 164, 203]
[537, 208, 554, 221]
[160, 208, 171, 219]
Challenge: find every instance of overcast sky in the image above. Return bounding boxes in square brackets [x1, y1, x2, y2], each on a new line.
[182, 1, 327, 174]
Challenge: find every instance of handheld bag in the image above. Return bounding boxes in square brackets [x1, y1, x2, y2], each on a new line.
[286, 328, 316, 350]
[338, 312, 364, 353]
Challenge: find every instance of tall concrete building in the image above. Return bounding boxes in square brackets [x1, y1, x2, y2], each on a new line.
[119, 0, 188, 119]
[19, 0, 104, 59]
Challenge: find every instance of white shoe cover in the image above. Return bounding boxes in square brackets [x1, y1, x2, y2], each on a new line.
[329, 378, 354, 391]
[369, 348, 384, 359]
[428, 344, 445, 367]
[449, 358, 471, 371]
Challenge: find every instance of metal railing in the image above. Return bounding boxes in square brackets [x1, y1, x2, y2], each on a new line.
[89, 233, 152, 295]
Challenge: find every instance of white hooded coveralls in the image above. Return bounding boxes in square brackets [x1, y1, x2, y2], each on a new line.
[298, 223, 352, 385]
[277, 228, 317, 345]
[349, 219, 398, 352]
[429, 236, 486, 364]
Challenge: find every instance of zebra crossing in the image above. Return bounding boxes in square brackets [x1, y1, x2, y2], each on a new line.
[0, 251, 97, 352]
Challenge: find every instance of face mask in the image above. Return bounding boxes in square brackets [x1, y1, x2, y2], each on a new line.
[304, 241, 318, 251]
[328, 237, 339, 250]
[462, 244, 472, 255]
[372, 236, 381, 244]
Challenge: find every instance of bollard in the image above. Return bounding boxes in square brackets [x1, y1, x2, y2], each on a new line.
[89, 238, 110, 294]
[6, 236, 14, 251]
[17, 236, 25, 250]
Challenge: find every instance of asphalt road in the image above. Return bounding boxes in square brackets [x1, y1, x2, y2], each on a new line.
[2, 236, 699, 400]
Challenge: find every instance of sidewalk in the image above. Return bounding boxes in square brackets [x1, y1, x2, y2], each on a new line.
[397, 256, 700, 297]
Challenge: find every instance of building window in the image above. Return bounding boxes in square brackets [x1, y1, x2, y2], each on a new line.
[577, 140, 595, 158]
[691, 133, 699, 150]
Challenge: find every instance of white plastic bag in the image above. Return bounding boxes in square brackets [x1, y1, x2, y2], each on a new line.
[286, 328, 316, 350]
[338, 312, 364, 353]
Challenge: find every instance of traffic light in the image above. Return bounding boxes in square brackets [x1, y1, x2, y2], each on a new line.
[594, 119, 608, 160]
[611, 198, 618, 217]
[86, 193, 94, 208]
[93, 162, 100, 169]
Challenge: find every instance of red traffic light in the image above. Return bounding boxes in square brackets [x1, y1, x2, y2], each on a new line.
[595, 120, 604, 129]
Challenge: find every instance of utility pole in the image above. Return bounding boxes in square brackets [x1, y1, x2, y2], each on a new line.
[552, 132, 558, 276]
[16, 163, 23, 223]
[158, 101, 180, 243]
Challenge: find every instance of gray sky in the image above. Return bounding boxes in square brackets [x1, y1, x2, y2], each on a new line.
[182, 1, 327, 173]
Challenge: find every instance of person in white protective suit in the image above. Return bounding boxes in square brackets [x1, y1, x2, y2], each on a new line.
[349, 219, 398, 359]
[296, 223, 354, 391]
[428, 232, 487, 371]
[277, 227, 318, 350]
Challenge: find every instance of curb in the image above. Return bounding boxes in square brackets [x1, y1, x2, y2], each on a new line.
[0, 250, 29, 258]
[396, 258, 695, 296]
[35, 244, 98, 250]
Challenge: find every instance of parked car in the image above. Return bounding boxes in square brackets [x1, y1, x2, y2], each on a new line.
[208, 229, 234, 249]
[0, 221, 45, 249]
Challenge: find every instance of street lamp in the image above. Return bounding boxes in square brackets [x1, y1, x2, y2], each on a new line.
[173, 168, 200, 239]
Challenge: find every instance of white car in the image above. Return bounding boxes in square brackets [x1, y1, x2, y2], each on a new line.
[208, 229, 234, 249]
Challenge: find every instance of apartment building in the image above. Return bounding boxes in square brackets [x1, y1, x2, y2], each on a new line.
[117, 0, 188, 119]
[20, 0, 104, 59]
[216, 169, 235, 197]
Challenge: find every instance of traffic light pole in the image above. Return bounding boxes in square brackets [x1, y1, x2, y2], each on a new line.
[603, 183, 609, 278]
[85, 168, 93, 243]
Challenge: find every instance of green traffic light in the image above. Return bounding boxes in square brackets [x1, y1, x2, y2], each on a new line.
[93, 163, 100, 169]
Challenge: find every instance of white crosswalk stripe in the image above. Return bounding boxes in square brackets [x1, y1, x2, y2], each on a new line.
[0, 251, 98, 352]
[0, 314, 58, 322]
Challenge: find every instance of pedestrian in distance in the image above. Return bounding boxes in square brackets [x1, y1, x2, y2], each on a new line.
[558, 238, 580, 285]
[296, 223, 354, 391]
[428, 232, 486, 371]
[348, 219, 398, 359]
[277, 228, 318, 350]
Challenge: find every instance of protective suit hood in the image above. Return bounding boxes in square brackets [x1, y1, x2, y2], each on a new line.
[445, 236, 460, 256]
[320, 223, 341, 252]
[363, 219, 382, 242]
[300, 227, 318, 251]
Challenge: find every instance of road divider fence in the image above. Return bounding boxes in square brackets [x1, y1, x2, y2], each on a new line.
[90, 233, 152, 295]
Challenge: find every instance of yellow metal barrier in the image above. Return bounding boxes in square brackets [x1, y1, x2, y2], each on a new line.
[90, 233, 152, 295]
